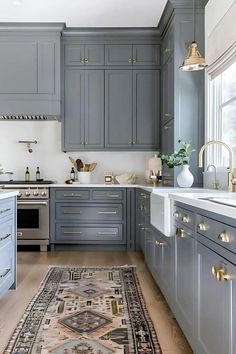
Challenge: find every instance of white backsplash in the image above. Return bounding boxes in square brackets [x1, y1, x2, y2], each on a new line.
[0, 121, 158, 183]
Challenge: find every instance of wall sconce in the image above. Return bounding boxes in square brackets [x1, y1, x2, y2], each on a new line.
[18, 140, 37, 153]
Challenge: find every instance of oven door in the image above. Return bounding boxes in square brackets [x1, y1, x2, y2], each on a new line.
[17, 201, 49, 240]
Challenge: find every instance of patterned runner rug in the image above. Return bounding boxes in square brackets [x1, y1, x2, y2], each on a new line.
[4, 266, 162, 354]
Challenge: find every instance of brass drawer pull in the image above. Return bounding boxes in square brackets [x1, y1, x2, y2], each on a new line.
[182, 215, 190, 223]
[218, 231, 230, 243]
[176, 227, 185, 238]
[63, 211, 82, 214]
[0, 208, 11, 214]
[80, 58, 85, 64]
[164, 47, 171, 53]
[63, 231, 82, 234]
[155, 240, 166, 246]
[97, 232, 117, 235]
[0, 233, 11, 241]
[63, 194, 81, 197]
[98, 211, 117, 214]
[212, 265, 229, 282]
[173, 211, 180, 218]
[164, 113, 172, 117]
[197, 223, 206, 231]
[128, 58, 132, 63]
[0, 268, 11, 278]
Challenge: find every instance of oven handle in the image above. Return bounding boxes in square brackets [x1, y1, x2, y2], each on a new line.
[17, 201, 48, 206]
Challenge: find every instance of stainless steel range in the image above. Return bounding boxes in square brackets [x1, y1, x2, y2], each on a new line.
[1, 181, 54, 252]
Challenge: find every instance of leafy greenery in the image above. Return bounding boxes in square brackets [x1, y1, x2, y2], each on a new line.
[161, 140, 195, 168]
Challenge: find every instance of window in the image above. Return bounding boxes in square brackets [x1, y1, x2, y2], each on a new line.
[207, 59, 236, 167]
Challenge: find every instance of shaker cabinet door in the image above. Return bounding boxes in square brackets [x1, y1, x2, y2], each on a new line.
[162, 55, 174, 125]
[105, 70, 133, 148]
[133, 70, 160, 149]
[105, 45, 133, 66]
[63, 69, 85, 151]
[133, 44, 161, 66]
[84, 70, 104, 148]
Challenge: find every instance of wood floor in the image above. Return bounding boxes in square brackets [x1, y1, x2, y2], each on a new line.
[0, 251, 192, 354]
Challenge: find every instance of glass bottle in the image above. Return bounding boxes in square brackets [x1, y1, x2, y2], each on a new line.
[70, 167, 75, 181]
[36, 167, 40, 181]
[25, 167, 30, 182]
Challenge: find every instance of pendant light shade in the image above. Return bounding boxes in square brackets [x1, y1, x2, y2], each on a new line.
[179, 0, 207, 71]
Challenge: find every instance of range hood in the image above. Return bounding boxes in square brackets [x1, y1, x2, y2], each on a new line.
[0, 115, 58, 121]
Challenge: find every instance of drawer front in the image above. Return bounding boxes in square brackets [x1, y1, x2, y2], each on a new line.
[0, 243, 15, 297]
[0, 217, 15, 249]
[173, 206, 195, 230]
[55, 224, 124, 243]
[92, 189, 124, 201]
[55, 189, 90, 201]
[56, 204, 123, 221]
[0, 198, 14, 221]
[196, 214, 236, 254]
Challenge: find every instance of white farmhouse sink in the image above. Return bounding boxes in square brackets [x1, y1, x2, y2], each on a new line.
[150, 188, 222, 237]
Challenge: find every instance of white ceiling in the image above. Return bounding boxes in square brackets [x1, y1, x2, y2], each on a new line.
[0, 0, 168, 27]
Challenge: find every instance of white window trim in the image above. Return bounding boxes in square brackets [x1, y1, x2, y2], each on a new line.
[205, 41, 236, 169]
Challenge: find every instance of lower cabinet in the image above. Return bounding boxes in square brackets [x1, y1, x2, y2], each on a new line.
[50, 188, 128, 250]
[195, 240, 236, 354]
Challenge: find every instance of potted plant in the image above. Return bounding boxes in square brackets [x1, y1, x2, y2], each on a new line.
[161, 140, 195, 187]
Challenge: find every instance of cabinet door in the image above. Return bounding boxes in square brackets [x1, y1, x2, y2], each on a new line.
[162, 55, 174, 125]
[133, 70, 160, 149]
[85, 45, 105, 66]
[195, 242, 236, 354]
[133, 44, 160, 66]
[145, 227, 155, 273]
[174, 225, 195, 346]
[64, 44, 85, 66]
[105, 70, 133, 148]
[63, 69, 85, 151]
[162, 26, 174, 65]
[162, 119, 174, 182]
[105, 45, 133, 66]
[84, 70, 104, 148]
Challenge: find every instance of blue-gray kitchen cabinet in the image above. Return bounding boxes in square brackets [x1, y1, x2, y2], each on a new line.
[161, 119, 174, 184]
[64, 44, 105, 66]
[105, 69, 160, 150]
[63, 69, 104, 151]
[105, 44, 160, 66]
[195, 241, 236, 354]
[0, 24, 63, 116]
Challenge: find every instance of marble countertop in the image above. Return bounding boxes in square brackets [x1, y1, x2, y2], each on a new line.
[0, 190, 19, 200]
[49, 183, 154, 191]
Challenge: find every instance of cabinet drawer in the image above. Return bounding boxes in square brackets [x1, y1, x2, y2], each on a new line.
[56, 204, 123, 221]
[0, 243, 15, 298]
[92, 189, 124, 201]
[0, 198, 14, 221]
[0, 217, 15, 250]
[55, 189, 90, 201]
[55, 224, 124, 243]
[173, 206, 195, 229]
[196, 214, 236, 254]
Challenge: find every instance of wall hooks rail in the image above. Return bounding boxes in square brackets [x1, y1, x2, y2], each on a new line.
[18, 140, 37, 153]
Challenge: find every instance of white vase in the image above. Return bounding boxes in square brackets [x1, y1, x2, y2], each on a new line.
[177, 164, 194, 188]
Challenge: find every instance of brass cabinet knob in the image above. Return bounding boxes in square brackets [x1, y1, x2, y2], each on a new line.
[164, 47, 171, 53]
[164, 113, 172, 117]
[176, 227, 185, 238]
[182, 215, 190, 223]
[173, 211, 180, 218]
[128, 58, 132, 63]
[81, 141, 84, 145]
[218, 231, 230, 243]
[80, 58, 85, 64]
[133, 141, 136, 145]
[129, 141, 133, 144]
[132, 58, 137, 63]
[84, 59, 89, 63]
[212, 265, 228, 282]
[85, 141, 88, 145]
[197, 223, 206, 231]
[155, 240, 166, 246]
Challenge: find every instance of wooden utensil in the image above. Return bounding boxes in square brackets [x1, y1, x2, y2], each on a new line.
[76, 159, 83, 171]
[84, 164, 90, 172]
[69, 156, 78, 170]
[89, 163, 97, 172]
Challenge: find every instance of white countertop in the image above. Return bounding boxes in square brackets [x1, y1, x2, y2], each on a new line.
[49, 183, 154, 191]
[169, 192, 236, 219]
[0, 190, 19, 200]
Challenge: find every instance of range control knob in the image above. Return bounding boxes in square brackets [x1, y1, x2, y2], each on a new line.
[41, 191, 47, 196]
[18, 192, 22, 198]
[25, 191, 30, 197]
[33, 191, 39, 196]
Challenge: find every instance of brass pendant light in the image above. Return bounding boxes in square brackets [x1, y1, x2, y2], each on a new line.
[179, 0, 207, 71]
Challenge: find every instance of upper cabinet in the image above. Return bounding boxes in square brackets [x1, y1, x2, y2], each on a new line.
[65, 44, 105, 66]
[62, 29, 161, 151]
[105, 44, 160, 66]
[0, 24, 63, 116]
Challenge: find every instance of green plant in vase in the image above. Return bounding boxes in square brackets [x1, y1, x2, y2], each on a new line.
[161, 140, 195, 187]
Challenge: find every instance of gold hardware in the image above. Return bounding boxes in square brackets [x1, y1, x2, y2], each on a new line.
[133, 141, 136, 145]
[81, 141, 84, 145]
[176, 227, 185, 238]
[197, 222, 206, 231]
[128, 58, 132, 63]
[173, 211, 180, 218]
[132, 59, 137, 63]
[163, 124, 170, 130]
[164, 47, 171, 53]
[212, 264, 228, 282]
[155, 240, 166, 246]
[129, 141, 133, 144]
[182, 215, 190, 223]
[198, 140, 234, 192]
[164, 113, 172, 117]
[80, 58, 85, 64]
[218, 231, 230, 243]
[84, 59, 89, 63]
[85, 141, 88, 145]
